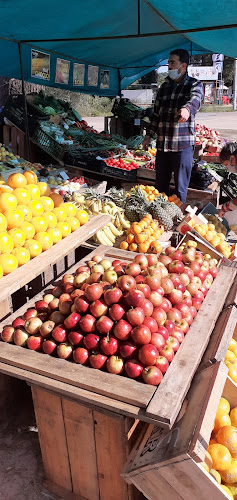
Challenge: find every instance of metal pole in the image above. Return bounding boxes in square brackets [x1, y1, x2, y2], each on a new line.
[18, 42, 31, 160]
[233, 58, 237, 111]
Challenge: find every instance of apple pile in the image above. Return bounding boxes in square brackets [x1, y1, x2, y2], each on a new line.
[0, 244, 218, 386]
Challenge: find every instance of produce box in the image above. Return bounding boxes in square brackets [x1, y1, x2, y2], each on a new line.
[201, 203, 230, 233]
[123, 361, 233, 500]
[0, 215, 110, 320]
[0, 246, 235, 429]
[176, 231, 223, 263]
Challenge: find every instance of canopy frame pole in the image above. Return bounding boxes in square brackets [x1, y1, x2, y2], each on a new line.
[18, 42, 31, 160]
[137, 0, 141, 35]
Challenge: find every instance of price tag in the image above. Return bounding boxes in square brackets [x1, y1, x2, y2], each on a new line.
[59, 170, 69, 180]
[134, 118, 140, 125]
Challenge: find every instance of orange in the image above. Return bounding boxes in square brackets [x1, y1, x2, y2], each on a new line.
[23, 170, 38, 184]
[226, 350, 237, 364]
[4, 208, 24, 229]
[0, 213, 7, 232]
[12, 247, 30, 266]
[205, 231, 215, 242]
[19, 204, 32, 222]
[0, 185, 13, 194]
[37, 181, 51, 196]
[229, 339, 237, 353]
[211, 236, 221, 248]
[208, 223, 216, 232]
[47, 227, 62, 244]
[227, 363, 237, 384]
[138, 243, 149, 253]
[199, 451, 213, 473]
[131, 223, 142, 235]
[129, 243, 138, 252]
[63, 202, 76, 216]
[207, 443, 232, 471]
[25, 184, 40, 200]
[127, 234, 135, 244]
[7, 173, 27, 189]
[209, 469, 221, 484]
[209, 437, 218, 445]
[220, 485, 234, 499]
[75, 210, 89, 225]
[50, 192, 63, 207]
[35, 232, 53, 251]
[224, 484, 237, 499]
[65, 216, 80, 232]
[24, 239, 42, 258]
[21, 222, 35, 240]
[12, 188, 31, 205]
[0, 232, 14, 253]
[213, 409, 231, 433]
[135, 233, 146, 244]
[0, 254, 18, 274]
[29, 200, 44, 216]
[52, 207, 67, 222]
[56, 222, 71, 238]
[42, 211, 57, 229]
[150, 242, 162, 254]
[220, 460, 237, 484]
[40, 196, 54, 212]
[8, 228, 25, 248]
[120, 241, 129, 250]
[0, 193, 17, 211]
[217, 427, 237, 457]
[230, 408, 237, 428]
[219, 398, 231, 414]
[31, 216, 48, 233]
[0, 265, 3, 279]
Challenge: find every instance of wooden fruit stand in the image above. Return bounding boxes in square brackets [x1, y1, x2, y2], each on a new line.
[0, 244, 236, 499]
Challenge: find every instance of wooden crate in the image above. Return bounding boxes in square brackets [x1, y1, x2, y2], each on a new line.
[123, 361, 236, 500]
[31, 384, 145, 500]
[0, 214, 110, 319]
[175, 231, 224, 262]
[0, 246, 236, 428]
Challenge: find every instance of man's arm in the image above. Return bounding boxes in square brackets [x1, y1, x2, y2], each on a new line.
[183, 80, 204, 116]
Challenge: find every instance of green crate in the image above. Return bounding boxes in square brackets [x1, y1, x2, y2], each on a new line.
[32, 126, 71, 161]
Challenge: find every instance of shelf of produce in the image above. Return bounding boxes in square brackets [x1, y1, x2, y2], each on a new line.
[0, 246, 235, 430]
[123, 361, 231, 500]
[0, 215, 110, 320]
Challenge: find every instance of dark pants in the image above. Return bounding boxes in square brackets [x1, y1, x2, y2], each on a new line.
[155, 147, 193, 202]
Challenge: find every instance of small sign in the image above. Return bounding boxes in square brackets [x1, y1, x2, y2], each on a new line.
[100, 70, 110, 89]
[188, 66, 218, 81]
[73, 63, 85, 86]
[59, 170, 69, 180]
[55, 58, 70, 85]
[31, 49, 50, 80]
[88, 65, 99, 86]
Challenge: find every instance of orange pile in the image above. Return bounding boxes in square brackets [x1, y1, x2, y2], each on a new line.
[225, 338, 237, 384]
[200, 396, 237, 499]
[120, 214, 164, 253]
[189, 219, 232, 259]
[0, 172, 89, 277]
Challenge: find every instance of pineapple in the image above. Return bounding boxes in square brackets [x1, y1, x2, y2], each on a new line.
[151, 204, 173, 230]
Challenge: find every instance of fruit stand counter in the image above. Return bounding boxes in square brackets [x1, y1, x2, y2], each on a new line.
[0, 214, 110, 320]
[0, 247, 236, 499]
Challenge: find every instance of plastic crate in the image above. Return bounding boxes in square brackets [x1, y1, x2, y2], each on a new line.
[100, 161, 137, 181]
[32, 125, 71, 161]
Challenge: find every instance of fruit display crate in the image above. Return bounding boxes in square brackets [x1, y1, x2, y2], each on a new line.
[0, 246, 235, 430]
[123, 361, 234, 500]
[0, 215, 110, 320]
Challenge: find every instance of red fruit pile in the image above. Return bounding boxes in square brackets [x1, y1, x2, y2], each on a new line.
[0, 246, 218, 386]
[105, 158, 139, 171]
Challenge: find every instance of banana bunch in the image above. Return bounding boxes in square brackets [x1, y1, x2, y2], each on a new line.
[93, 205, 130, 247]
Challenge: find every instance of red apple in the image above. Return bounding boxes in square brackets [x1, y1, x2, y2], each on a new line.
[131, 325, 151, 345]
[157, 326, 169, 341]
[49, 311, 65, 325]
[104, 287, 122, 306]
[168, 260, 184, 274]
[64, 312, 81, 330]
[63, 283, 75, 294]
[125, 359, 143, 378]
[161, 298, 172, 313]
[166, 336, 179, 352]
[39, 320, 55, 339]
[159, 254, 172, 267]
[195, 252, 204, 265]
[144, 274, 161, 291]
[172, 329, 185, 343]
[126, 307, 145, 326]
[184, 312, 193, 326]
[150, 332, 165, 351]
[186, 282, 199, 296]
[106, 356, 124, 374]
[73, 272, 90, 288]
[152, 307, 167, 326]
[142, 299, 154, 317]
[109, 304, 125, 321]
[133, 254, 148, 270]
[113, 320, 132, 341]
[164, 320, 176, 335]
[182, 247, 196, 263]
[68, 330, 83, 346]
[42, 339, 57, 355]
[62, 274, 74, 285]
[89, 352, 107, 369]
[12, 318, 25, 329]
[167, 308, 182, 324]
[102, 270, 117, 284]
[73, 347, 89, 364]
[27, 335, 43, 351]
[160, 345, 174, 362]
[96, 316, 114, 334]
[119, 342, 137, 359]
[154, 356, 169, 374]
[1, 326, 15, 343]
[59, 299, 73, 316]
[147, 254, 158, 266]
[100, 335, 118, 356]
[117, 275, 136, 292]
[89, 299, 108, 318]
[138, 344, 159, 366]
[182, 295, 192, 308]
[25, 317, 42, 335]
[112, 259, 121, 267]
[125, 263, 141, 277]
[143, 317, 158, 334]
[135, 275, 144, 284]
[177, 319, 189, 334]
[52, 324, 67, 343]
[13, 328, 29, 346]
[23, 309, 37, 320]
[126, 290, 145, 308]
[76, 265, 90, 274]
[52, 285, 63, 298]
[83, 333, 100, 350]
[176, 282, 186, 294]
[71, 289, 85, 301]
[79, 314, 96, 333]
[87, 272, 103, 285]
[200, 284, 208, 297]
[179, 273, 190, 286]
[160, 277, 174, 294]
[176, 303, 190, 318]
[183, 266, 194, 280]
[136, 284, 151, 298]
[84, 283, 103, 302]
[142, 366, 163, 385]
[49, 298, 60, 311]
[167, 289, 183, 305]
[58, 293, 71, 302]
[189, 262, 201, 277]
[93, 255, 102, 264]
[43, 293, 54, 304]
[171, 250, 183, 261]
[192, 298, 202, 311]
[165, 246, 176, 256]
[149, 291, 163, 307]
[209, 267, 218, 278]
[189, 305, 197, 318]
[169, 273, 181, 288]
[75, 296, 90, 314]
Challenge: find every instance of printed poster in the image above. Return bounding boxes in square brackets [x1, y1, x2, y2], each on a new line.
[88, 65, 99, 86]
[73, 63, 85, 86]
[100, 70, 110, 89]
[31, 50, 50, 80]
[55, 58, 70, 84]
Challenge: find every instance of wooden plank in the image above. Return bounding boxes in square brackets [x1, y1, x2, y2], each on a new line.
[67, 250, 76, 268]
[94, 410, 129, 500]
[56, 256, 66, 277]
[176, 231, 223, 262]
[18, 130, 25, 158]
[3, 125, 10, 148]
[63, 400, 99, 500]
[200, 279, 237, 369]
[44, 480, 87, 500]
[11, 126, 17, 154]
[0, 342, 154, 408]
[42, 265, 54, 286]
[223, 375, 237, 410]
[0, 214, 110, 301]
[145, 266, 236, 425]
[131, 470, 183, 500]
[31, 386, 72, 491]
[0, 297, 11, 320]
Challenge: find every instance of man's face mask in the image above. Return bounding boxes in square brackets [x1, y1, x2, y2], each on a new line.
[168, 65, 183, 80]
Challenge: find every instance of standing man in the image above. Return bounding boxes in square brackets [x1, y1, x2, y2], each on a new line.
[143, 49, 203, 202]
